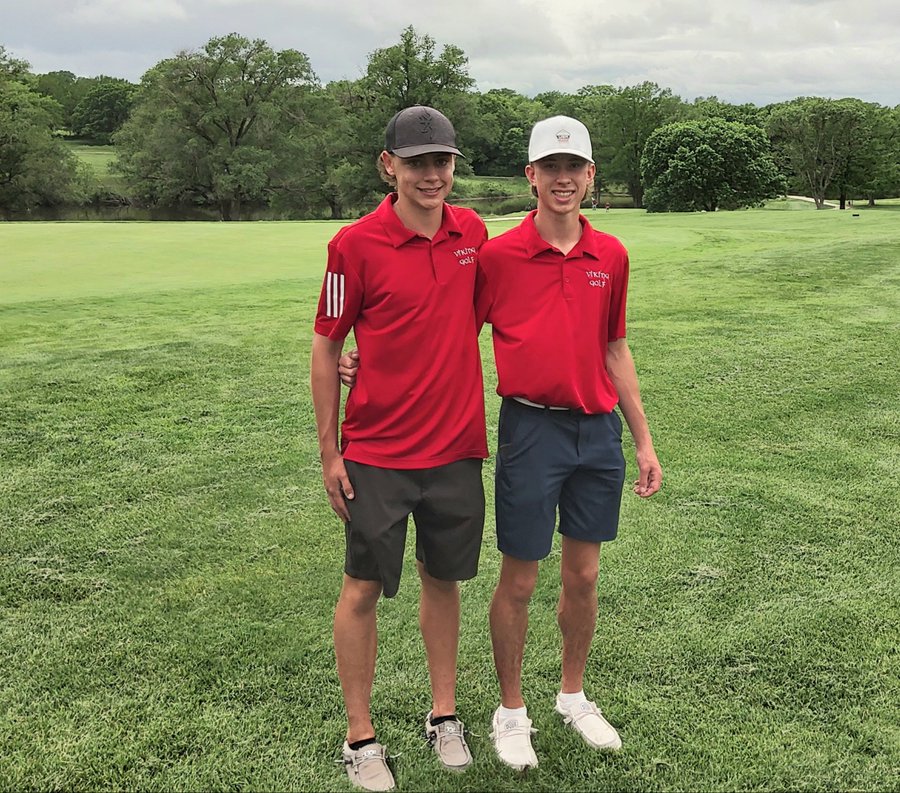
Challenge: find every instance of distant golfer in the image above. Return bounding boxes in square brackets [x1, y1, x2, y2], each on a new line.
[311, 106, 487, 791]
[476, 116, 662, 769]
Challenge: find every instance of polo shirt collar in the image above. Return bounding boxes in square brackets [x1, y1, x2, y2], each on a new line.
[376, 193, 463, 248]
[520, 210, 601, 260]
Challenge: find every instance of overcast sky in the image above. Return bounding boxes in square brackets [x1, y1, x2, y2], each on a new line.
[4, 0, 899, 106]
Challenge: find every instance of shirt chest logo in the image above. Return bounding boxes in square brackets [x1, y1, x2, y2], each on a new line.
[585, 269, 609, 287]
[453, 246, 476, 266]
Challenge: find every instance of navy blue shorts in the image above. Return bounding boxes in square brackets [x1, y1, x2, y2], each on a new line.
[495, 398, 626, 561]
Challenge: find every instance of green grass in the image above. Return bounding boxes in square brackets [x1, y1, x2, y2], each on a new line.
[1, 210, 898, 791]
[64, 141, 126, 192]
[762, 198, 820, 211]
[855, 197, 900, 210]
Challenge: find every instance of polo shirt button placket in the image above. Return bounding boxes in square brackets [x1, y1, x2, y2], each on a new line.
[562, 262, 573, 300]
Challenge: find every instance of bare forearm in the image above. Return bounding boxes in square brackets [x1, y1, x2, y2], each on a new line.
[606, 339, 653, 449]
[311, 333, 356, 519]
[607, 339, 662, 497]
[310, 334, 344, 459]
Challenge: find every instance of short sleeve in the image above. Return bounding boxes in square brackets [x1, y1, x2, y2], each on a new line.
[607, 250, 629, 341]
[314, 240, 363, 340]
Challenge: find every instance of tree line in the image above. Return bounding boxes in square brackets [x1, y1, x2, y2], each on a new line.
[2, 29, 899, 219]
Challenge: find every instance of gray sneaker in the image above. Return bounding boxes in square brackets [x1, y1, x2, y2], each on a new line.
[341, 741, 396, 791]
[424, 712, 473, 771]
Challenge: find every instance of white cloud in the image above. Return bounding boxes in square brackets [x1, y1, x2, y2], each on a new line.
[67, 0, 188, 25]
[4, 0, 899, 104]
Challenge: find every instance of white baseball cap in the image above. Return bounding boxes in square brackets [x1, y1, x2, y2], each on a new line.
[528, 115, 594, 163]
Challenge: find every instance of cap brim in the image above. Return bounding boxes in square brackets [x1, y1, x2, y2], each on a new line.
[530, 148, 594, 164]
[390, 144, 465, 158]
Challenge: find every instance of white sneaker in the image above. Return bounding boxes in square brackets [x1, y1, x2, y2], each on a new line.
[554, 695, 622, 751]
[490, 707, 538, 770]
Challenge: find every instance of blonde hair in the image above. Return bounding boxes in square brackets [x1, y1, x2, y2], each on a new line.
[377, 153, 396, 188]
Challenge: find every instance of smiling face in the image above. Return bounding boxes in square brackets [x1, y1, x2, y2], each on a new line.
[381, 151, 455, 214]
[526, 153, 596, 216]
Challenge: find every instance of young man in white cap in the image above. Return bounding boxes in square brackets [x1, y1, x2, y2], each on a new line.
[311, 105, 488, 791]
[476, 115, 662, 769]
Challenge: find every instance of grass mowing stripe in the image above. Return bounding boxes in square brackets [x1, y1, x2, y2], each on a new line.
[1, 210, 898, 791]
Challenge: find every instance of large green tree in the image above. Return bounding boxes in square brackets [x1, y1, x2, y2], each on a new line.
[641, 118, 784, 212]
[766, 97, 872, 209]
[576, 82, 684, 207]
[114, 34, 319, 220]
[854, 104, 900, 205]
[830, 102, 899, 208]
[267, 83, 364, 220]
[71, 78, 136, 143]
[688, 96, 764, 128]
[361, 26, 474, 112]
[0, 49, 86, 215]
[321, 26, 478, 214]
[0, 46, 29, 81]
[32, 70, 104, 131]
[467, 88, 544, 176]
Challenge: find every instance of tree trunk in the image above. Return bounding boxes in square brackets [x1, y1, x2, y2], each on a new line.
[219, 197, 239, 221]
[629, 181, 644, 208]
[868, 196, 876, 207]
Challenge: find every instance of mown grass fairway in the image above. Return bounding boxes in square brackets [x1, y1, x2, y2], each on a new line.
[64, 142, 127, 193]
[1, 210, 898, 792]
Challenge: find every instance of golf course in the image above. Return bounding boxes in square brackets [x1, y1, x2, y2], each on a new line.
[1, 205, 898, 791]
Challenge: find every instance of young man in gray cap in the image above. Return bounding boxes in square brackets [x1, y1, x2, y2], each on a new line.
[477, 115, 662, 769]
[311, 105, 488, 790]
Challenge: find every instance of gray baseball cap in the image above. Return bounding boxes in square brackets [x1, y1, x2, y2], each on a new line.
[385, 105, 464, 158]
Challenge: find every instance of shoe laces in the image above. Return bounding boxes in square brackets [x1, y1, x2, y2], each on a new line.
[495, 718, 537, 739]
[564, 700, 603, 725]
[336, 745, 402, 767]
[426, 718, 468, 745]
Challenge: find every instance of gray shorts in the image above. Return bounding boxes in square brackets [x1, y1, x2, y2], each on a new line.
[343, 458, 485, 598]
[495, 398, 626, 560]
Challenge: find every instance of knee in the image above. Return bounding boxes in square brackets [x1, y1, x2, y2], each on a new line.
[338, 577, 382, 616]
[497, 568, 538, 606]
[418, 563, 457, 594]
[561, 564, 598, 600]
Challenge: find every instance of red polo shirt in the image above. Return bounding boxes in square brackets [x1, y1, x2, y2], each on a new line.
[315, 194, 488, 468]
[475, 211, 628, 414]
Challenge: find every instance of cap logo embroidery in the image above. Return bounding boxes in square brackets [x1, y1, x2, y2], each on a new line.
[417, 111, 435, 141]
[556, 130, 571, 144]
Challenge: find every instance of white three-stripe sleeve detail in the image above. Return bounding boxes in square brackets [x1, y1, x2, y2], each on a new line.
[325, 272, 345, 319]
